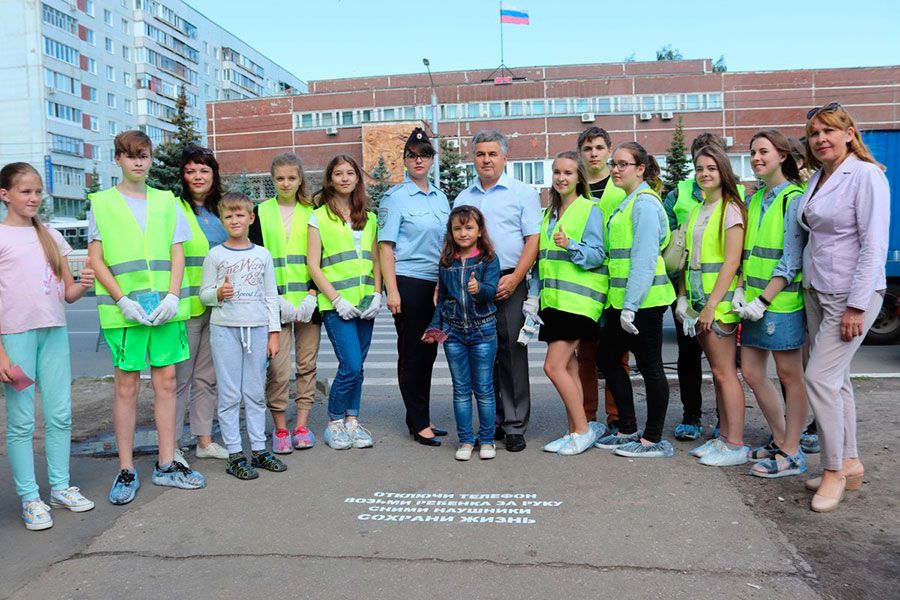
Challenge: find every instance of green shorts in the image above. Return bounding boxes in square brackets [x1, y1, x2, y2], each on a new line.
[103, 321, 190, 372]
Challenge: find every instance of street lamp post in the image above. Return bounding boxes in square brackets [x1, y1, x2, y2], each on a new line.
[422, 58, 440, 189]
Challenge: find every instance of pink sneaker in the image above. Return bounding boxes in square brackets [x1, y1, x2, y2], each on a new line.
[292, 426, 316, 449]
[272, 428, 293, 454]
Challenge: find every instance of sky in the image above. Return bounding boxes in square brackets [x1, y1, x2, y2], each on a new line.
[185, 0, 900, 83]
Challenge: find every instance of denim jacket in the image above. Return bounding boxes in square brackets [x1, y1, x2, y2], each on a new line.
[428, 252, 501, 329]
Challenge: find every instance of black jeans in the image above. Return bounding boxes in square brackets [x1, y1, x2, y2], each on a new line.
[599, 306, 669, 443]
[671, 302, 705, 424]
[392, 276, 439, 432]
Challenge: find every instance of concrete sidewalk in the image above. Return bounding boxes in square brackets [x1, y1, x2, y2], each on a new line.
[2, 387, 820, 600]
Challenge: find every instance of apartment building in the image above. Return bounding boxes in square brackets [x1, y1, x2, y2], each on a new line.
[0, 0, 305, 222]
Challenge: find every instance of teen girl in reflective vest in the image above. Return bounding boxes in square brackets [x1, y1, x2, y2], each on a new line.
[307, 155, 382, 451]
[249, 153, 320, 453]
[678, 145, 749, 467]
[535, 151, 608, 456]
[595, 142, 676, 459]
[737, 129, 809, 479]
[174, 144, 228, 463]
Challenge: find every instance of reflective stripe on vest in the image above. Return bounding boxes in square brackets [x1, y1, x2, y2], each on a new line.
[537, 196, 608, 320]
[606, 187, 676, 310]
[594, 178, 627, 227]
[673, 179, 746, 227]
[742, 185, 805, 313]
[313, 206, 377, 311]
[259, 198, 315, 305]
[179, 199, 210, 317]
[684, 199, 740, 323]
[90, 186, 190, 328]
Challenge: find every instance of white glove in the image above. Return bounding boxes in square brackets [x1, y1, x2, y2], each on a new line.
[296, 294, 317, 323]
[148, 293, 180, 326]
[740, 297, 767, 322]
[359, 292, 382, 320]
[117, 296, 152, 326]
[333, 296, 361, 320]
[620, 309, 639, 335]
[278, 297, 297, 324]
[674, 296, 689, 323]
[732, 287, 746, 312]
[683, 316, 698, 338]
[522, 296, 540, 320]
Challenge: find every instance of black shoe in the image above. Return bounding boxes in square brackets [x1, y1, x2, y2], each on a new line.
[505, 434, 526, 452]
[431, 426, 448, 437]
[413, 432, 441, 447]
[494, 427, 505, 441]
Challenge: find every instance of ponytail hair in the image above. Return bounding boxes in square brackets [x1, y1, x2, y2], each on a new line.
[0, 162, 63, 279]
[616, 142, 662, 193]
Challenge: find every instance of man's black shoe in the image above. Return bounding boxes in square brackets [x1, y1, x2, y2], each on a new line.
[505, 434, 526, 452]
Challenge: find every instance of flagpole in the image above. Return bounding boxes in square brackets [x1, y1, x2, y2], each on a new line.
[499, 1, 505, 69]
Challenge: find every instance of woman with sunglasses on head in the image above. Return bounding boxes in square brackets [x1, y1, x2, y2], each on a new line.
[676, 145, 748, 467]
[737, 129, 808, 479]
[594, 142, 676, 458]
[796, 102, 889, 512]
[378, 128, 451, 446]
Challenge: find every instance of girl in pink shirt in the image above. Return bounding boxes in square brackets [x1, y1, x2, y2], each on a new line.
[0, 163, 95, 530]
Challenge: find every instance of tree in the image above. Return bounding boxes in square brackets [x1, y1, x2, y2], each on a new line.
[623, 52, 636, 63]
[662, 117, 690, 194]
[713, 55, 727, 73]
[226, 172, 257, 198]
[147, 86, 200, 196]
[79, 163, 101, 220]
[656, 45, 683, 61]
[366, 155, 392, 211]
[439, 139, 468, 204]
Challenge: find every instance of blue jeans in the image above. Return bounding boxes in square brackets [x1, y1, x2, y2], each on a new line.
[322, 311, 374, 421]
[443, 321, 498, 445]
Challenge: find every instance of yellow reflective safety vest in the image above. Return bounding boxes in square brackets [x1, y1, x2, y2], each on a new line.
[606, 187, 676, 310]
[742, 184, 805, 313]
[538, 196, 608, 321]
[90, 186, 190, 328]
[313, 206, 377, 311]
[178, 199, 210, 317]
[258, 198, 315, 307]
[684, 199, 740, 324]
[593, 177, 626, 227]
[673, 179, 746, 227]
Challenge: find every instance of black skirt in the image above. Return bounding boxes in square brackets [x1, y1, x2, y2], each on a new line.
[538, 307, 599, 342]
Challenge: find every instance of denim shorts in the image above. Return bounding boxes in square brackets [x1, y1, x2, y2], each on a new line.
[740, 309, 805, 351]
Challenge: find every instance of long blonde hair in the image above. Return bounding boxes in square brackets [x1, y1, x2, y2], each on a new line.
[804, 105, 884, 171]
[1, 162, 63, 278]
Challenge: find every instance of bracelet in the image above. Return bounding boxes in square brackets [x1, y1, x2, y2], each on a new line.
[758, 296, 771, 307]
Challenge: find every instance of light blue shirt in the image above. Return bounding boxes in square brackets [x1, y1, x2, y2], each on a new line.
[756, 182, 805, 283]
[607, 182, 669, 311]
[196, 206, 228, 248]
[454, 173, 542, 271]
[377, 178, 450, 282]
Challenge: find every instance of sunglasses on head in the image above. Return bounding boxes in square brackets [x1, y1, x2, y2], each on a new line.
[806, 101, 842, 120]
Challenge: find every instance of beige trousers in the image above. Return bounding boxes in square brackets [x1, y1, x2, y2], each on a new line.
[175, 311, 217, 438]
[266, 321, 322, 414]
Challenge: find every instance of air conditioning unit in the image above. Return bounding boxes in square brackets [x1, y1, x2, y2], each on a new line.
[580, 113, 595, 123]
[723, 136, 734, 148]
[639, 112, 653, 121]
[660, 111, 674, 120]
[45, 86, 55, 96]
[325, 126, 338, 136]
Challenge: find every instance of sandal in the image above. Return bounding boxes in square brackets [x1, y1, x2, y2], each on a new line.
[749, 448, 807, 479]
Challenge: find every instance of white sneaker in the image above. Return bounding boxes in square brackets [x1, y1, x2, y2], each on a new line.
[455, 445, 474, 461]
[173, 448, 190, 468]
[344, 420, 374, 449]
[195, 442, 229, 460]
[479, 444, 496, 460]
[49, 486, 95, 512]
[22, 499, 53, 531]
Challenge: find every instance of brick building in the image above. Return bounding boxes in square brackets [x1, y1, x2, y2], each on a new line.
[206, 59, 900, 198]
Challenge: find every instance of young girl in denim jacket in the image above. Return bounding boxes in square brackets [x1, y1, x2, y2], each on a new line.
[423, 206, 500, 461]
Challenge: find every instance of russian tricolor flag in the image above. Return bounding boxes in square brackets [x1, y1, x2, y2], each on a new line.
[500, 3, 530, 25]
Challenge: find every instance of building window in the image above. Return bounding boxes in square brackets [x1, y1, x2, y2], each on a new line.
[122, 45, 131, 62]
[729, 154, 753, 180]
[510, 160, 547, 187]
[530, 100, 546, 116]
[88, 116, 99, 131]
[50, 134, 84, 156]
[121, 17, 129, 34]
[108, 121, 118, 135]
[103, 9, 113, 26]
[595, 97, 612, 114]
[52, 164, 85, 188]
[43, 36, 79, 65]
[108, 148, 115, 162]
[45, 68, 79, 95]
[105, 37, 113, 53]
[123, 72, 133, 87]
[85, 57, 97, 74]
[105, 65, 115, 82]
[85, 29, 95, 45]
[83, 0, 95, 16]
[46, 100, 82, 123]
[574, 98, 590, 113]
[84, 85, 97, 102]
[42, 3, 78, 35]
[124, 98, 133, 114]
[107, 92, 116, 108]
[111, 176, 119, 186]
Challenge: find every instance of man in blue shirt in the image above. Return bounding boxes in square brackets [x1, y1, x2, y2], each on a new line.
[454, 130, 541, 451]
